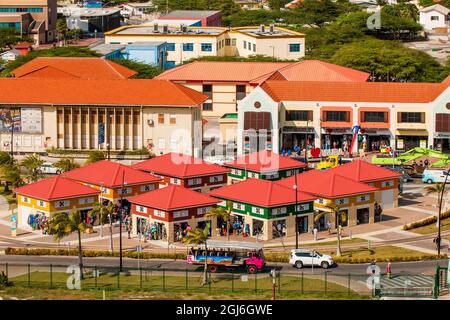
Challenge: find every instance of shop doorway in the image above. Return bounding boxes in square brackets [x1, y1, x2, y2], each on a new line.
[336, 209, 348, 228]
[357, 208, 370, 225]
[252, 219, 264, 237]
[272, 219, 286, 238]
[297, 215, 308, 234]
[397, 136, 427, 151]
[315, 212, 326, 231]
[174, 221, 190, 242]
[230, 215, 245, 236]
[147, 221, 167, 241]
[366, 135, 391, 152]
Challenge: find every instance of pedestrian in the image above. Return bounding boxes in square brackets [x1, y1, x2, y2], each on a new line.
[327, 220, 332, 234]
[127, 217, 132, 239]
[370, 259, 377, 275]
[386, 260, 392, 279]
[313, 227, 318, 241]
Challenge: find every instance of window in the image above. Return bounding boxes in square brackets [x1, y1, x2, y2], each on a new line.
[153, 210, 165, 218]
[382, 180, 394, 188]
[252, 207, 263, 215]
[247, 172, 260, 178]
[21, 196, 30, 203]
[233, 202, 244, 210]
[197, 207, 211, 215]
[296, 203, 310, 211]
[182, 43, 193, 51]
[158, 113, 164, 124]
[225, 39, 231, 46]
[285, 169, 300, 177]
[236, 85, 246, 101]
[289, 44, 301, 52]
[54, 200, 70, 208]
[357, 194, 370, 202]
[202, 103, 212, 111]
[285, 110, 312, 121]
[335, 198, 349, 205]
[140, 184, 155, 192]
[209, 175, 224, 183]
[231, 38, 236, 46]
[188, 178, 202, 186]
[253, 43, 256, 52]
[201, 43, 212, 52]
[78, 197, 94, 205]
[431, 16, 439, 21]
[169, 114, 176, 125]
[170, 138, 177, 151]
[272, 207, 287, 215]
[173, 210, 189, 218]
[399, 112, 424, 123]
[363, 112, 387, 123]
[137, 205, 147, 214]
[38, 200, 47, 208]
[158, 138, 165, 150]
[243, 41, 247, 49]
[324, 111, 349, 122]
[120, 187, 131, 195]
[230, 169, 242, 176]
[166, 43, 175, 51]
[202, 84, 212, 99]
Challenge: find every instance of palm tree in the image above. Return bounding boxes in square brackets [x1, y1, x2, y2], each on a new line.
[182, 225, 210, 286]
[205, 202, 232, 241]
[314, 203, 345, 257]
[20, 154, 44, 183]
[0, 163, 23, 195]
[48, 210, 87, 279]
[89, 202, 114, 251]
[54, 157, 80, 173]
[424, 183, 448, 227]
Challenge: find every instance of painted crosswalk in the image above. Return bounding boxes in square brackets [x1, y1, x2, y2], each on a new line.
[380, 275, 434, 288]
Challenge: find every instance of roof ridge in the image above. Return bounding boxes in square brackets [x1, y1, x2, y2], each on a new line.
[167, 184, 177, 208]
[103, 59, 127, 79]
[112, 162, 123, 186]
[47, 175, 61, 199]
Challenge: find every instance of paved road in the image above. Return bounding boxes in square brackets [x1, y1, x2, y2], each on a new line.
[0, 255, 447, 275]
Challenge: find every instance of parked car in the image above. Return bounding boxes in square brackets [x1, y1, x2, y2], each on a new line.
[289, 249, 334, 269]
[422, 169, 450, 184]
[38, 162, 61, 175]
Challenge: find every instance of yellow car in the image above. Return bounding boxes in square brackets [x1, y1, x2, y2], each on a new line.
[316, 155, 340, 170]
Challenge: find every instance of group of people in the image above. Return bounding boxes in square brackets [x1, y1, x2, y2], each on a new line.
[140, 221, 167, 241]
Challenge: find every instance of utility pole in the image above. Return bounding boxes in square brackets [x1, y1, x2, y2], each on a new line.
[437, 170, 449, 256]
[305, 120, 309, 168]
[294, 173, 299, 249]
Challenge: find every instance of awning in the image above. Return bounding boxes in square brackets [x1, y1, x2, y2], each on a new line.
[396, 129, 428, 136]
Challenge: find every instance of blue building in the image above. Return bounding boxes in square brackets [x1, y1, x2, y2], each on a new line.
[123, 42, 169, 69]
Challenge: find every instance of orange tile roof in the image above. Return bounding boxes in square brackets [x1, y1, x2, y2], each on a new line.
[224, 150, 306, 173]
[14, 175, 100, 201]
[155, 61, 292, 83]
[277, 170, 378, 198]
[12, 57, 137, 79]
[268, 60, 370, 82]
[0, 78, 208, 106]
[208, 178, 316, 207]
[261, 80, 447, 103]
[155, 60, 370, 84]
[133, 152, 229, 178]
[129, 184, 219, 211]
[327, 160, 402, 183]
[62, 160, 161, 188]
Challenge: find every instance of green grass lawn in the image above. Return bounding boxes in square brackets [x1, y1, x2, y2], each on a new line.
[7, 270, 365, 299]
[407, 218, 450, 235]
[323, 245, 436, 262]
[0, 184, 17, 210]
[300, 237, 366, 248]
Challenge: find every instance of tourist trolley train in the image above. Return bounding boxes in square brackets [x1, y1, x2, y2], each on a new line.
[186, 241, 265, 274]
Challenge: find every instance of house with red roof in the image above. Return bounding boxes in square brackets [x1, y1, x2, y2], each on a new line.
[236, 78, 450, 155]
[132, 153, 229, 192]
[277, 170, 378, 231]
[208, 178, 316, 241]
[62, 160, 161, 206]
[0, 78, 207, 156]
[11, 57, 137, 79]
[223, 150, 306, 183]
[128, 184, 220, 242]
[327, 160, 402, 209]
[14, 175, 100, 230]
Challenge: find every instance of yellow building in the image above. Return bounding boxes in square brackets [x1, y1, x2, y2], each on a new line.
[277, 170, 378, 231]
[105, 24, 305, 67]
[14, 175, 100, 230]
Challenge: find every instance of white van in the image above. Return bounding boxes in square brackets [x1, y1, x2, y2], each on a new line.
[289, 249, 334, 269]
[422, 169, 450, 184]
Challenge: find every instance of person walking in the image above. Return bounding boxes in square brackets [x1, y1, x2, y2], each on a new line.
[313, 227, 318, 241]
[327, 220, 332, 234]
[386, 260, 392, 279]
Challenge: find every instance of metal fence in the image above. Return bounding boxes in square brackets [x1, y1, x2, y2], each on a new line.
[0, 263, 375, 297]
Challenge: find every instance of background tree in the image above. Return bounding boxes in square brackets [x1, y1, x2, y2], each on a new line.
[111, 58, 164, 79]
[56, 18, 69, 45]
[0, 27, 24, 51]
[48, 210, 88, 279]
[0, 163, 23, 194]
[20, 154, 44, 183]
[89, 202, 114, 251]
[54, 157, 80, 173]
[424, 183, 448, 227]
[314, 203, 346, 256]
[182, 226, 210, 285]
[86, 150, 106, 164]
[205, 203, 232, 241]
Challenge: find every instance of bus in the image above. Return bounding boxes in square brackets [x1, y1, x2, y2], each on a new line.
[187, 241, 265, 274]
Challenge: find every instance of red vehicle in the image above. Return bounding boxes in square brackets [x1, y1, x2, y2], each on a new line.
[187, 241, 265, 274]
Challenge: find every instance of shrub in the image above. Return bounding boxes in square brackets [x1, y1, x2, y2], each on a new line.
[0, 271, 11, 287]
[403, 210, 450, 230]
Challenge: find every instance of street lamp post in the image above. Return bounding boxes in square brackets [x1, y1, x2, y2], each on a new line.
[437, 170, 449, 256]
[305, 120, 309, 168]
[294, 173, 299, 249]
[119, 170, 127, 272]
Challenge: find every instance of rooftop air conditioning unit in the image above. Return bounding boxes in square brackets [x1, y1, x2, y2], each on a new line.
[181, 24, 187, 33]
[163, 24, 169, 33]
[269, 24, 274, 33]
[153, 23, 158, 32]
[259, 24, 265, 33]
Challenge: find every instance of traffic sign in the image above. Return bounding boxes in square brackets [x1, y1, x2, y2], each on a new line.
[98, 123, 105, 144]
